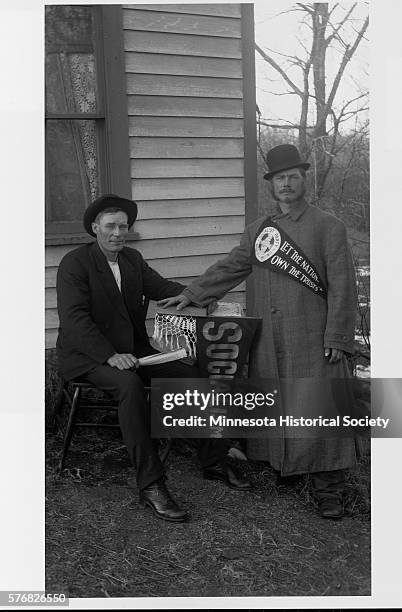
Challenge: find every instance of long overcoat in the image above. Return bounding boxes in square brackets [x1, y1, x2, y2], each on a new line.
[57, 241, 183, 380]
[183, 201, 359, 475]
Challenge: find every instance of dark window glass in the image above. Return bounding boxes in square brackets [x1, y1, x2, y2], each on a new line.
[45, 52, 98, 115]
[46, 5, 93, 47]
[45, 6, 103, 231]
[46, 120, 100, 223]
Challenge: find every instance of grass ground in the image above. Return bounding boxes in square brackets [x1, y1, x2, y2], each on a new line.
[46, 429, 370, 599]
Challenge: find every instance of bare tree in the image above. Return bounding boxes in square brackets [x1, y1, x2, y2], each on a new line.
[256, 2, 369, 200]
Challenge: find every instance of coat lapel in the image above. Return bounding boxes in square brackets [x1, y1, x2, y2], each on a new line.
[119, 249, 150, 346]
[90, 242, 131, 323]
[119, 252, 137, 297]
[119, 251, 144, 319]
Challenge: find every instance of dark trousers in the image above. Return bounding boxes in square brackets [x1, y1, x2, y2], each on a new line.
[84, 359, 226, 490]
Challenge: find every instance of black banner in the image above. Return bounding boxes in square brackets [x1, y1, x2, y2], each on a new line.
[195, 316, 261, 379]
[252, 217, 327, 300]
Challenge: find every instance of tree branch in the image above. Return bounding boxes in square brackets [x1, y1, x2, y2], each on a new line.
[259, 120, 310, 130]
[297, 35, 311, 57]
[259, 44, 305, 64]
[317, 16, 369, 134]
[296, 3, 315, 17]
[328, 3, 340, 19]
[255, 43, 303, 97]
[325, 3, 357, 46]
[339, 91, 368, 111]
[267, 91, 300, 96]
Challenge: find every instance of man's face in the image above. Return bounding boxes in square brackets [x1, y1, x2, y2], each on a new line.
[92, 211, 129, 258]
[271, 167, 305, 204]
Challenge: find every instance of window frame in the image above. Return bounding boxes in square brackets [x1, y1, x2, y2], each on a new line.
[45, 5, 131, 242]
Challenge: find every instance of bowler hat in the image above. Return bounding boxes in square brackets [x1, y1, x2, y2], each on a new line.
[263, 144, 310, 180]
[83, 194, 138, 237]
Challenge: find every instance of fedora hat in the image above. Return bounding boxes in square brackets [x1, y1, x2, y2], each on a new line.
[83, 194, 138, 237]
[263, 144, 310, 181]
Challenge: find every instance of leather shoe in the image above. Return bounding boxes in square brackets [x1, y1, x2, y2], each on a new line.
[203, 463, 252, 491]
[139, 479, 189, 522]
[318, 496, 344, 519]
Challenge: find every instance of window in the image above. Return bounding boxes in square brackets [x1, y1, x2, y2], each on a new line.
[45, 5, 130, 237]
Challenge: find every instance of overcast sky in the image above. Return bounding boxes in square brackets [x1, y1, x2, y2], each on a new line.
[253, 1, 369, 129]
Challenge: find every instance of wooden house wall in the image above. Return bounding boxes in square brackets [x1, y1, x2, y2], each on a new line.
[45, 4, 248, 349]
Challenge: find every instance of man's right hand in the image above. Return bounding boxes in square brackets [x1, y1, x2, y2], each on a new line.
[107, 353, 139, 370]
[157, 294, 191, 310]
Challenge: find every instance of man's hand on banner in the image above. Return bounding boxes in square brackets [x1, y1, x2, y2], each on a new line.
[157, 294, 191, 310]
[324, 347, 343, 363]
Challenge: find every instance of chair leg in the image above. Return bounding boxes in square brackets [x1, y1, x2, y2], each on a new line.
[58, 385, 82, 473]
[51, 382, 67, 432]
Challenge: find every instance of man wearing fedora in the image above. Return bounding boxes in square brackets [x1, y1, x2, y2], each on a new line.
[56, 195, 251, 524]
[160, 144, 359, 519]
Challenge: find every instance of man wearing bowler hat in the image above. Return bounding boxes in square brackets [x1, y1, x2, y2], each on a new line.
[56, 194, 251, 523]
[160, 144, 359, 519]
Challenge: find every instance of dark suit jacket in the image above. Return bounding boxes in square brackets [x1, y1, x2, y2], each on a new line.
[56, 241, 184, 380]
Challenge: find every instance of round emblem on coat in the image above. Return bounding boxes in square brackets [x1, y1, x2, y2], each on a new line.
[255, 226, 281, 262]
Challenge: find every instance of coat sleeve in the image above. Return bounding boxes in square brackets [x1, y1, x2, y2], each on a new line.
[182, 226, 254, 307]
[141, 256, 185, 300]
[323, 221, 358, 353]
[57, 256, 116, 363]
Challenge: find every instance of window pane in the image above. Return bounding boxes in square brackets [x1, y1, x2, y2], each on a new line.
[45, 6, 94, 49]
[45, 6, 99, 114]
[46, 52, 98, 114]
[46, 119, 100, 224]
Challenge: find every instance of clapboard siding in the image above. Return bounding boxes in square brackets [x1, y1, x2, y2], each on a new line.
[125, 53, 242, 78]
[123, 9, 241, 38]
[46, 309, 61, 329]
[123, 5, 242, 18]
[46, 330, 58, 350]
[132, 178, 244, 200]
[130, 138, 243, 159]
[139, 215, 244, 238]
[128, 117, 243, 138]
[127, 96, 244, 117]
[132, 159, 244, 178]
[137, 197, 245, 218]
[137, 198, 244, 219]
[126, 73, 242, 98]
[124, 31, 242, 58]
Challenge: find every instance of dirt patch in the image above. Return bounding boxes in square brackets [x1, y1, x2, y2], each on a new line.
[46, 431, 370, 599]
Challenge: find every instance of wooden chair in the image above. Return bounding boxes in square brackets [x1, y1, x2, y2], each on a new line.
[54, 296, 172, 473]
[55, 380, 173, 473]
